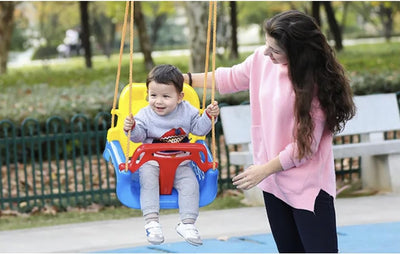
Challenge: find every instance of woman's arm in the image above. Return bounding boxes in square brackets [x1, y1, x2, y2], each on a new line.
[183, 72, 215, 89]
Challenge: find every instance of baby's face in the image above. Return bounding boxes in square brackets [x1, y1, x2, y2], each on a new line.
[147, 81, 183, 116]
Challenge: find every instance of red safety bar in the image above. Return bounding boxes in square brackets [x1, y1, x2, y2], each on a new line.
[119, 143, 217, 195]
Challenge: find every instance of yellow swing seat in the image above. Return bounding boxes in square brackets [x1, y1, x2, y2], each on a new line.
[103, 83, 219, 209]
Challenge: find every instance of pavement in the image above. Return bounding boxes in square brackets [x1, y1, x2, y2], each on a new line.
[1, 192, 400, 253]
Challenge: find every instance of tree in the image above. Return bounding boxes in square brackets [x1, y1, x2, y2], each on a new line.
[80, 1, 92, 68]
[312, 2, 321, 26]
[351, 1, 399, 41]
[229, 1, 239, 60]
[134, 1, 154, 71]
[312, 1, 343, 51]
[143, 2, 168, 46]
[376, 2, 399, 41]
[91, 2, 116, 59]
[0, 2, 16, 74]
[185, 1, 209, 72]
[35, 2, 80, 48]
[322, 1, 343, 50]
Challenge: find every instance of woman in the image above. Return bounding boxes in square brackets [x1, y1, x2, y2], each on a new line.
[184, 10, 355, 253]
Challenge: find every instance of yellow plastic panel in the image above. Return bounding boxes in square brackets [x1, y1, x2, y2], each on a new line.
[107, 83, 205, 157]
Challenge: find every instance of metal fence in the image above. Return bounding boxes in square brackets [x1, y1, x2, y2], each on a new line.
[0, 113, 115, 212]
[1, 112, 361, 212]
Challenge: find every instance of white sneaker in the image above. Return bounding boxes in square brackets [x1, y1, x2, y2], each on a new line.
[144, 221, 164, 245]
[176, 223, 203, 246]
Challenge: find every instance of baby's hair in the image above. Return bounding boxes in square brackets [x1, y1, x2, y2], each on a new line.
[146, 64, 184, 93]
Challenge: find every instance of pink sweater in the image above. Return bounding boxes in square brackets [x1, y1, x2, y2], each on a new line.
[216, 46, 336, 212]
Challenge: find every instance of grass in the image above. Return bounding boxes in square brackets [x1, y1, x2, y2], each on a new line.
[0, 191, 248, 231]
[337, 42, 400, 74]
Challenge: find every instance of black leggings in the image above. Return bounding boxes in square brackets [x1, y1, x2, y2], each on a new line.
[263, 190, 338, 253]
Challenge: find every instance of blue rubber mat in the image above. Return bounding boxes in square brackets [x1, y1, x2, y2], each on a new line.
[98, 221, 400, 253]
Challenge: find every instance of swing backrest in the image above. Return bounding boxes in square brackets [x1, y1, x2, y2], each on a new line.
[106, 83, 204, 157]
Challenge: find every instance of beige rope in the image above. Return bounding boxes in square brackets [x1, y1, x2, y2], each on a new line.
[125, 1, 135, 170]
[202, 2, 213, 110]
[111, 1, 129, 128]
[210, 1, 217, 169]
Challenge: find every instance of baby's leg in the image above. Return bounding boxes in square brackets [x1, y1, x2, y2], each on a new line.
[139, 161, 164, 245]
[174, 162, 202, 246]
[174, 162, 199, 223]
[139, 161, 160, 221]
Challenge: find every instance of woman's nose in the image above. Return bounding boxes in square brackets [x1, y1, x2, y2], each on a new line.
[264, 47, 271, 56]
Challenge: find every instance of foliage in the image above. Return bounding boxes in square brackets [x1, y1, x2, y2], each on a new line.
[32, 45, 58, 59]
[350, 72, 400, 95]
[33, 2, 80, 47]
[1, 42, 400, 124]
[237, 1, 308, 28]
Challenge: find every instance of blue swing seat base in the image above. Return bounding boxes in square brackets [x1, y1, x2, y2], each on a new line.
[103, 139, 219, 209]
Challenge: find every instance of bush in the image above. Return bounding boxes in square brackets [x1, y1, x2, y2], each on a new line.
[350, 72, 400, 95]
[32, 46, 59, 60]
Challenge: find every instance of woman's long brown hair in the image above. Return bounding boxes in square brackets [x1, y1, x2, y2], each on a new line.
[265, 10, 356, 159]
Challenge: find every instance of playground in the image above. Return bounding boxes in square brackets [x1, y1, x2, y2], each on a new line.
[1, 193, 399, 253]
[2, 2, 400, 253]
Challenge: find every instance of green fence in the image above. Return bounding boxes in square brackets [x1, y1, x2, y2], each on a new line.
[1, 112, 361, 212]
[0, 113, 115, 211]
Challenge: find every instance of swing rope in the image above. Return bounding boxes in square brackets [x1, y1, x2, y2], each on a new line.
[210, 1, 217, 169]
[207, 1, 218, 169]
[202, 3, 212, 110]
[125, 1, 135, 170]
[110, 1, 130, 129]
[111, 1, 218, 170]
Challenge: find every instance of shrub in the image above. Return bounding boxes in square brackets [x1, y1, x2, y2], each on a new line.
[32, 46, 59, 60]
[350, 72, 400, 95]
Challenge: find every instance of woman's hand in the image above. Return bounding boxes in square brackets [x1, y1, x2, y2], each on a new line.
[123, 114, 135, 132]
[232, 157, 283, 190]
[232, 164, 270, 190]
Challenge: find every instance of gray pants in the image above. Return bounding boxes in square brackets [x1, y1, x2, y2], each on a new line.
[139, 160, 199, 222]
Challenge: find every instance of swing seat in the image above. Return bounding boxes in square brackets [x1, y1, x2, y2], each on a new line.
[103, 83, 219, 209]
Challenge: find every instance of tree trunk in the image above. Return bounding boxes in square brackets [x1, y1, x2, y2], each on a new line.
[229, 1, 239, 60]
[134, 1, 154, 72]
[185, 2, 209, 72]
[0, 2, 16, 74]
[80, 1, 92, 68]
[311, 1, 321, 26]
[378, 3, 393, 42]
[322, 1, 343, 51]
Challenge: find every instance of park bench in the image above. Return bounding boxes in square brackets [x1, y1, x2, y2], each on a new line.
[220, 93, 400, 202]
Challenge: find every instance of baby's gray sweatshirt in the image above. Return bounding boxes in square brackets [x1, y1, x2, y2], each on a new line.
[128, 101, 213, 144]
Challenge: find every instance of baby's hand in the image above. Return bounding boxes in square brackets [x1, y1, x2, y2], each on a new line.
[123, 114, 136, 132]
[206, 101, 219, 118]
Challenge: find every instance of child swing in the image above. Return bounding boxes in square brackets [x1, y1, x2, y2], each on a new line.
[103, 1, 219, 209]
